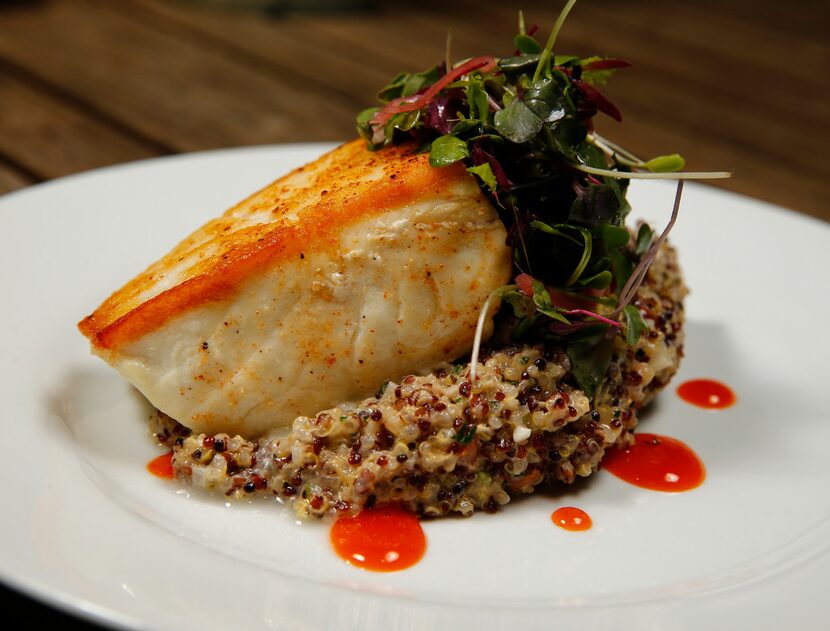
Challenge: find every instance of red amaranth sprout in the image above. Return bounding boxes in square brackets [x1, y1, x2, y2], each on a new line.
[370, 55, 498, 138]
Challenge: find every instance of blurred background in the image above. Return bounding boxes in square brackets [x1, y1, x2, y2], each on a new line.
[0, 0, 828, 626]
[0, 0, 828, 220]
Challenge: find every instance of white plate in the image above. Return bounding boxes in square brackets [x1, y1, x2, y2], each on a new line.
[1, 144, 829, 630]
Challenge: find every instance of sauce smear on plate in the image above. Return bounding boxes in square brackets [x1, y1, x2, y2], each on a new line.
[330, 506, 426, 571]
[604, 433, 704, 492]
[677, 379, 735, 409]
[147, 451, 174, 478]
[551, 506, 592, 531]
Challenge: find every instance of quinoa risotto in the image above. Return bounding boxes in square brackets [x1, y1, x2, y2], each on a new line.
[151, 243, 686, 518]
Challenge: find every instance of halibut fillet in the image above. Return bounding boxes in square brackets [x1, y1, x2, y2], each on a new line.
[79, 140, 511, 437]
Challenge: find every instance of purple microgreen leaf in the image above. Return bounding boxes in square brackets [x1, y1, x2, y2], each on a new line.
[578, 57, 631, 86]
[471, 143, 515, 189]
[573, 79, 622, 122]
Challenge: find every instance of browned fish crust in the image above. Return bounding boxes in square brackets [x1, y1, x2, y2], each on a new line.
[79, 140, 471, 350]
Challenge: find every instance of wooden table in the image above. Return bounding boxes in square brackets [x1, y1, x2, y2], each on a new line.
[1, 0, 828, 221]
[0, 0, 828, 626]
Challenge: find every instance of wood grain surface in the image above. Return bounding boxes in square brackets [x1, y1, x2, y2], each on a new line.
[0, 0, 827, 219]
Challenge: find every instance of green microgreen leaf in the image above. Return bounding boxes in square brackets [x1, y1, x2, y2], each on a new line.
[553, 54, 579, 66]
[514, 34, 541, 54]
[569, 185, 621, 226]
[603, 173, 630, 219]
[622, 304, 647, 345]
[513, 313, 541, 339]
[644, 153, 686, 173]
[524, 79, 568, 123]
[531, 279, 571, 324]
[564, 227, 592, 286]
[467, 163, 498, 191]
[451, 118, 480, 136]
[595, 222, 630, 248]
[494, 99, 543, 143]
[608, 247, 633, 297]
[356, 107, 379, 127]
[635, 223, 654, 256]
[465, 78, 490, 122]
[377, 72, 406, 101]
[378, 66, 440, 101]
[397, 110, 421, 131]
[500, 287, 535, 318]
[356, 106, 380, 142]
[576, 141, 609, 169]
[554, 119, 588, 157]
[585, 254, 611, 276]
[577, 269, 612, 289]
[429, 135, 470, 167]
[384, 110, 420, 141]
[498, 54, 541, 78]
[454, 423, 477, 444]
[567, 325, 615, 395]
[529, 220, 582, 246]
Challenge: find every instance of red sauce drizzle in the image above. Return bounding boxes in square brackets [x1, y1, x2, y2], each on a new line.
[551, 506, 592, 531]
[604, 433, 704, 492]
[147, 451, 174, 478]
[677, 379, 735, 409]
[330, 506, 426, 572]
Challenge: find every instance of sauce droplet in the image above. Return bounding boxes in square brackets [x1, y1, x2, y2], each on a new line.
[551, 506, 592, 531]
[330, 506, 426, 572]
[147, 451, 174, 478]
[604, 433, 704, 492]
[677, 379, 735, 409]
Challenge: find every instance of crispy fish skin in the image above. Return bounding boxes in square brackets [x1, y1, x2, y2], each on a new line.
[79, 140, 512, 437]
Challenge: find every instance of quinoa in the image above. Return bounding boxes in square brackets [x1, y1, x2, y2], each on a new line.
[152, 242, 686, 518]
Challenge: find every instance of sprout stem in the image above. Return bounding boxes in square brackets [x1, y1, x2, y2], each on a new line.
[611, 180, 684, 319]
[469, 289, 503, 382]
[534, 0, 580, 82]
[587, 132, 643, 164]
[570, 162, 731, 180]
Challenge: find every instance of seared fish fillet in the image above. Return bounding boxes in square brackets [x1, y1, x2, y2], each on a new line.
[79, 140, 511, 437]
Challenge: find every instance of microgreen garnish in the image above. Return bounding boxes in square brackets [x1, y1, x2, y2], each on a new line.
[622, 304, 647, 345]
[357, 0, 728, 394]
[454, 423, 478, 444]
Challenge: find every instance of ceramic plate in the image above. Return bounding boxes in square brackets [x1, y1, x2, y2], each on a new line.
[1, 144, 829, 630]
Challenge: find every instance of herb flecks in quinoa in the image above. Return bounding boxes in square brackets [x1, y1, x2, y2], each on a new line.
[152, 242, 685, 518]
